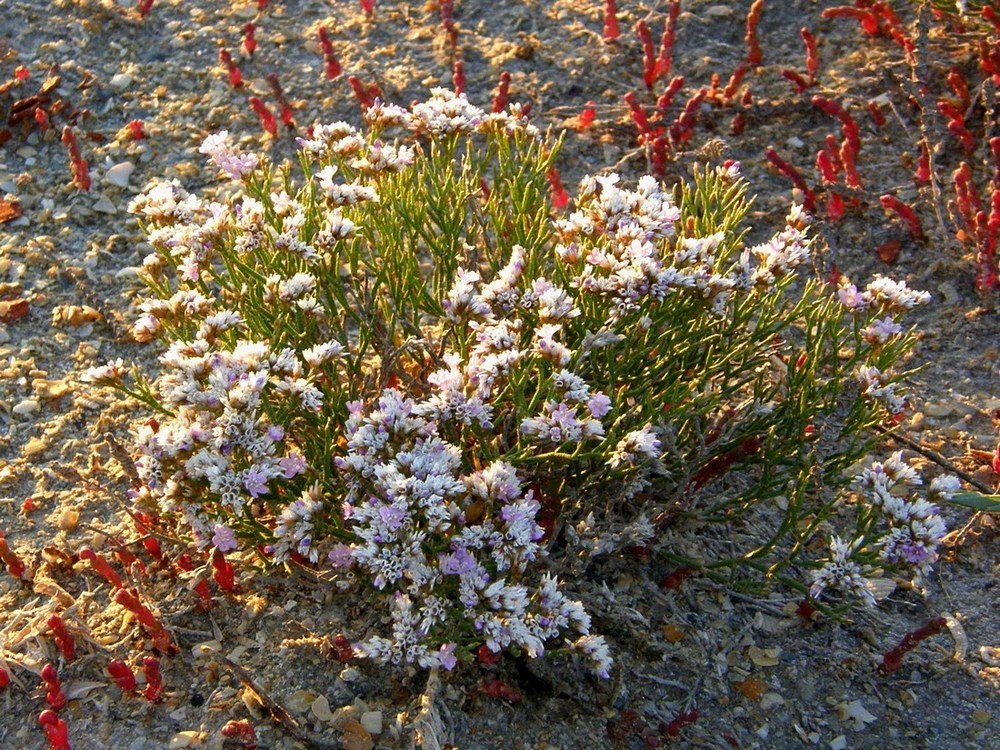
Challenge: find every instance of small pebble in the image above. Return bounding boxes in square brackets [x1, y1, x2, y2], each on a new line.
[57, 508, 79, 531]
[706, 5, 733, 17]
[110, 73, 133, 91]
[360, 710, 383, 735]
[311, 694, 333, 723]
[104, 162, 135, 188]
[287, 689, 314, 714]
[92, 196, 117, 214]
[13, 398, 39, 416]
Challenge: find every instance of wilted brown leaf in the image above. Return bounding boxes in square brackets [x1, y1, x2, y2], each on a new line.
[734, 677, 768, 701]
[662, 624, 685, 643]
[0, 297, 29, 323]
[877, 238, 901, 263]
[0, 198, 21, 224]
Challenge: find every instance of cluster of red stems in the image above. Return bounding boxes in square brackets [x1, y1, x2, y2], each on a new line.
[608, 706, 701, 748]
[0, 54, 146, 191]
[0, 511, 242, 750]
[601, 1, 999, 291]
[217, 0, 467, 138]
[767, 2, 998, 286]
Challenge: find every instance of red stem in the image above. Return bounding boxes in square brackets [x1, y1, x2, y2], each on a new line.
[765, 147, 817, 211]
[603, 0, 620, 42]
[492, 71, 511, 113]
[745, 0, 764, 66]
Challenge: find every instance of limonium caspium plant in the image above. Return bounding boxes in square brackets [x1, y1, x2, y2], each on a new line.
[85, 87, 937, 676]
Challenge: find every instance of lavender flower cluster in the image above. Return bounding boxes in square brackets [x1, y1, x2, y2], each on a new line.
[810, 453, 958, 603]
[85, 87, 941, 679]
[335, 391, 610, 676]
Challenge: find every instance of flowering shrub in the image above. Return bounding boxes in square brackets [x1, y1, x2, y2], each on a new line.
[86, 88, 934, 675]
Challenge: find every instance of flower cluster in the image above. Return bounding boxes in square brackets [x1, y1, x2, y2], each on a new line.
[857, 453, 952, 585]
[335, 389, 608, 674]
[98, 88, 934, 681]
[810, 454, 956, 604]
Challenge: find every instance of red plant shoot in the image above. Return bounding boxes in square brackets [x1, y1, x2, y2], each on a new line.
[867, 99, 886, 128]
[78, 548, 122, 589]
[14, 64, 29, 82]
[242, 23, 257, 56]
[816, 149, 839, 185]
[946, 67, 970, 111]
[332, 634, 354, 663]
[914, 141, 930, 184]
[219, 48, 242, 88]
[142, 537, 163, 563]
[827, 190, 845, 221]
[142, 656, 163, 702]
[659, 567, 693, 590]
[347, 76, 381, 111]
[41, 664, 66, 711]
[0, 666, 9, 690]
[722, 61, 748, 104]
[317, 28, 341, 80]
[360, 0, 375, 17]
[873, 3, 915, 59]
[60, 127, 90, 191]
[492, 71, 511, 113]
[137, 0, 154, 18]
[478, 643, 501, 664]
[766, 147, 816, 210]
[802, 27, 818, 81]
[651, 136, 669, 177]
[47, 616, 75, 662]
[452, 60, 465, 96]
[34, 106, 51, 131]
[991, 136, 1000, 190]
[114, 588, 175, 653]
[840, 134, 862, 190]
[547, 167, 569, 210]
[666, 708, 699, 737]
[656, 75, 684, 112]
[745, 0, 764, 66]
[482, 678, 522, 704]
[781, 69, 811, 94]
[38, 710, 71, 750]
[211, 549, 236, 591]
[107, 659, 137, 692]
[126, 119, 145, 140]
[0, 534, 26, 579]
[880, 617, 947, 673]
[266, 73, 295, 129]
[440, 0, 458, 49]
[670, 87, 706, 145]
[822, 5, 879, 36]
[880, 195, 924, 241]
[248, 96, 277, 136]
[603, 0, 620, 42]
[176, 553, 212, 609]
[656, 1, 681, 80]
[624, 91, 652, 137]
[637, 20, 657, 89]
[730, 111, 746, 135]
[113, 545, 145, 577]
[221, 720, 258, 750]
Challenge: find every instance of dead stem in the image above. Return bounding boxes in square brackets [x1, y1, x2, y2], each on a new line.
[212, 651, 344, 750]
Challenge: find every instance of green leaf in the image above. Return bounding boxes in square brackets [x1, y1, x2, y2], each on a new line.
[947, 491, 1000, 513]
